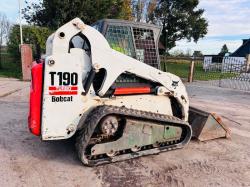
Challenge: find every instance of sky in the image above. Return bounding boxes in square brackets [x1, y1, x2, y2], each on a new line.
[172, 0, 250, 55]
[1, 0, 250, 55]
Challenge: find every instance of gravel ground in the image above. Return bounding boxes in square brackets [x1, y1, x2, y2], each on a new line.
[0, 81, 250, 187]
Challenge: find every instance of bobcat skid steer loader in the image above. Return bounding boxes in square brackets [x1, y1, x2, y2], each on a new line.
[28, 18, 230, 166]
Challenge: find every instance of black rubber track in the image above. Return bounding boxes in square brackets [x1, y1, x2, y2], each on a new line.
[76, 105, 192, 166]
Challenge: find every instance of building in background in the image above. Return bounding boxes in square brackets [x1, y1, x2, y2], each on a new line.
[231, 39, 250, 57]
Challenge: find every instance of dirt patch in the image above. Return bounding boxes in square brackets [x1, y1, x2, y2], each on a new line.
[96, 139, 250, 187]
[0, 82, 250, 186]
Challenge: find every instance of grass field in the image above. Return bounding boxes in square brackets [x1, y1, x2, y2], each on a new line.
[0, 53, 238, 81]
[161, 60, 238, 81]
[0, 53, 21, 78]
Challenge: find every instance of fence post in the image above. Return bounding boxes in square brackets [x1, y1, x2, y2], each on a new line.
[188, 57, 195, 82]
[161, 55, 167, 72]
[20, 44, 33, 81]
[246, 54, 250, 72]
[164, 56, 167, 72]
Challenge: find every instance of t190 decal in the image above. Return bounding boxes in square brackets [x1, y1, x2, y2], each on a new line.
[49, 71, 78, 86]
[48, 72, 79, 101]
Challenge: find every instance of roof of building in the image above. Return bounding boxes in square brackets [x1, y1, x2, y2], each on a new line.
[231, 39, 250, 57]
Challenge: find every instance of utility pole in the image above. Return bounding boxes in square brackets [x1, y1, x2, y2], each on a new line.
[18, 0, 23, 44]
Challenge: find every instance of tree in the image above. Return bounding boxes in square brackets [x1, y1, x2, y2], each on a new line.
[0, 12, 11, 69]
[170, 49, 185, 57]
[8, 25, 52, 61]
[146, 0, 157, 23]
[132, 0, 157, 22]
[218, 44, 229, 56]
[120, 0, 133, 21]
[132, 0, 146, 22]
[23, 0, 133, 29]
[185, 49, 192, 57]
[170, 49, 192, 57]
[148, 0, 208, 52]
[193, 50, 203, 57]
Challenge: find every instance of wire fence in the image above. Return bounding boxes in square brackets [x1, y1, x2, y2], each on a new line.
[160, 55, 250, 91]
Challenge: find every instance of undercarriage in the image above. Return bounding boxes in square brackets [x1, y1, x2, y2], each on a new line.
[76, 105, 192, 166]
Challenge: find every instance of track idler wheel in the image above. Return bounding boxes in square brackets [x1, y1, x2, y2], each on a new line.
[100, 115, 119, 136]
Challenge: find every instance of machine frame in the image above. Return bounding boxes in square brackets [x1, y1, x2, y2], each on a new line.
[39, 18, 189, 140]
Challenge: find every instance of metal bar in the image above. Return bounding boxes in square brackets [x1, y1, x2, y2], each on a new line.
[114, 86, 151, 95]
[18, 0, 23, 45]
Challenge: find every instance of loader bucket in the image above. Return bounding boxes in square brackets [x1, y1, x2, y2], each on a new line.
[188, 106, 231, 141]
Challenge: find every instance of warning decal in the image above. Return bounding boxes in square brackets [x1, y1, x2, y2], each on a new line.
[49, 86, 78, 95]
